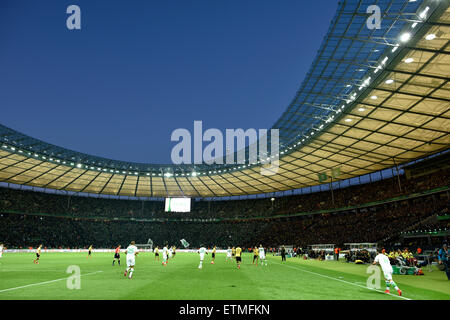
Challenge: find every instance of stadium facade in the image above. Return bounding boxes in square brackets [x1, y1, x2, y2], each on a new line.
[0, 0, 449, 198]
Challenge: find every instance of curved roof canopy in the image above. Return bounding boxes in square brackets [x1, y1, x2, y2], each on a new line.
[0, 0, 449, 197]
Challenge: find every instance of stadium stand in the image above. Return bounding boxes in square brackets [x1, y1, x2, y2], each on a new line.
[1, 168, 448, 249]
[1, 168, 448, 220]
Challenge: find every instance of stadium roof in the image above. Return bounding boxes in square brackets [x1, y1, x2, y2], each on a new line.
[0, 0, 449, 198]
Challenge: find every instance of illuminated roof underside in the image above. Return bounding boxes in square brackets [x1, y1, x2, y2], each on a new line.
[0, 0, 449, 197]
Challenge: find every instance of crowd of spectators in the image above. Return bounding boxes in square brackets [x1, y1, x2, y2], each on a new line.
[0, 168, 448, 221]
[255, 194, 449, 247]
[0, 165, 448, 249]
[344, 250, 372, 263]
[0, 189, 447, 249]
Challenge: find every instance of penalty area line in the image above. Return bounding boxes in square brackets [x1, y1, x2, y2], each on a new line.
[0, 270, 103, 293]
[271, 261, 412, 300]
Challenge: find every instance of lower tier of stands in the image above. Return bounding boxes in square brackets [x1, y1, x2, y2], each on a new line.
[1, 189, 448, 249]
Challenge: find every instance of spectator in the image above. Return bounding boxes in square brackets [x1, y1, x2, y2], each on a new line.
[437, 243, 449, 280]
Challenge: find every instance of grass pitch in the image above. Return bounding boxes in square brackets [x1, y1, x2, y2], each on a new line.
[0, 252, 448, 300]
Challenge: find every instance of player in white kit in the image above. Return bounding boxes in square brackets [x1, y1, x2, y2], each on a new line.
[373, 250, 402, 296]
[226, 247, 232, 262]
[162, 244, 169, 266]
[0, 243, 4, 259]
[198, 246, 208, 269]
[124, 241, 139, 279]
[259, 245, 267, 266]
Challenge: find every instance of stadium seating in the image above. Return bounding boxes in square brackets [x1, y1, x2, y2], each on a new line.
[0, 168, 448, 249]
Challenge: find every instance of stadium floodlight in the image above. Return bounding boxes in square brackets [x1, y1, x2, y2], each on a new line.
[385, 79, 394, 84]
[404, 58, 414, 64]
[345, 118, 352, 122]
[425, 34, 436, 40]
[391, 44, 399, 53]
[411, 22, 418, 28]
[419, 6, 429, 19]
[370, 95, 378, 100]
[400, 32, 411, 42]
[358, 107, 366, 112]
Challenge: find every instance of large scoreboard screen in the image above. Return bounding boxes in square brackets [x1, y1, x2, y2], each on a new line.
[165, 198, 191, 212]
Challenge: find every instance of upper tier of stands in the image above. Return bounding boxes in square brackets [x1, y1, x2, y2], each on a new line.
[0, 168, 448, 220]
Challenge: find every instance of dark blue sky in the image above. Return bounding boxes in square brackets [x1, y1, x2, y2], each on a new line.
[0, 0, 338, 164]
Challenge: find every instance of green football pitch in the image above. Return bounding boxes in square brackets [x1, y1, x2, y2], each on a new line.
[0, 252, 448, 300]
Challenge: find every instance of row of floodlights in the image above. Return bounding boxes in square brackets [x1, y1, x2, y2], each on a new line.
[287, 6, 434, 144]
[340, 5, 438, 124]
[401, 228, 446, 234]
[1, 144, 262, 177]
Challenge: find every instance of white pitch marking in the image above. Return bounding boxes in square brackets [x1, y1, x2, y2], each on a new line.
[271, 261, 412, 300]
[0, 271, 103, 293]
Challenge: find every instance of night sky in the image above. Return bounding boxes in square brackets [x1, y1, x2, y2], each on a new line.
[0, 0, 338, 164]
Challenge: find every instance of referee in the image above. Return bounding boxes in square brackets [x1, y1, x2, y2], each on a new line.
[281, 246, 286, 262]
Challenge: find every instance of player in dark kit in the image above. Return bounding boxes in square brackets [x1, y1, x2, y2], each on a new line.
[113, 245, 121, 266]
[33, 244, 42, 264]
[235, 246, 242, 269]
[211, 246, 216, 264]
[281, 246, 286, 262]
[252, 246, 259, 265]
[154, 246, 160, 261]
